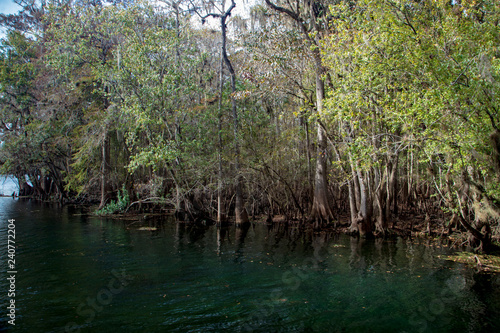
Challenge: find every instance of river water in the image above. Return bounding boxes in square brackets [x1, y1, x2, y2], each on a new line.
[0, 197, 499, 332]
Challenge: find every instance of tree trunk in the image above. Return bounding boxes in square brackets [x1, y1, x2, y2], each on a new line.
[348, 179, 358, 231]
[305, 116, 313, 192]
[375, 166, 388, 235]
[217, 48, 226, 225]
[310, 68, 333, 222]
[389, 153, 399, 220]
[219, 2, 248, 225]
[349, 153, 361, 211]
[98, 130, 111, 210]
[357, 170, 373, 237]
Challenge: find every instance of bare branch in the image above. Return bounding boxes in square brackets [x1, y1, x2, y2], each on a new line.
[264, 0, 300, 22]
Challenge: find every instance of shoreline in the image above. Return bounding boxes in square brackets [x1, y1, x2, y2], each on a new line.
[4, 196, 499, 255]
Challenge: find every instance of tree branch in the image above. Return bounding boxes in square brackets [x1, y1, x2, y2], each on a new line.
[264, 0, 300, 21]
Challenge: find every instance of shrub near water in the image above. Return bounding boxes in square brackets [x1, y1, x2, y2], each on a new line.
[95, 185, 130, 215]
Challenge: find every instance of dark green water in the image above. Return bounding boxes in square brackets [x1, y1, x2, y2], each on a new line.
[0, 197, 500, 332]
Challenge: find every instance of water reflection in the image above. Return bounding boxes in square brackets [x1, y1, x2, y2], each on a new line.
[236, 222, 250, 244]
[216, 226, 228, 255]
[234, 222, 251, 264]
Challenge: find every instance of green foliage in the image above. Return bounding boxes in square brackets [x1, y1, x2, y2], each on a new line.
[324, 0, 500, 170]
[95, 185, 130, 215]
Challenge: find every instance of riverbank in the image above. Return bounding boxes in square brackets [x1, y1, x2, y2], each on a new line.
[84, 202, 500, 256]
[9, 193, 500, 256]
